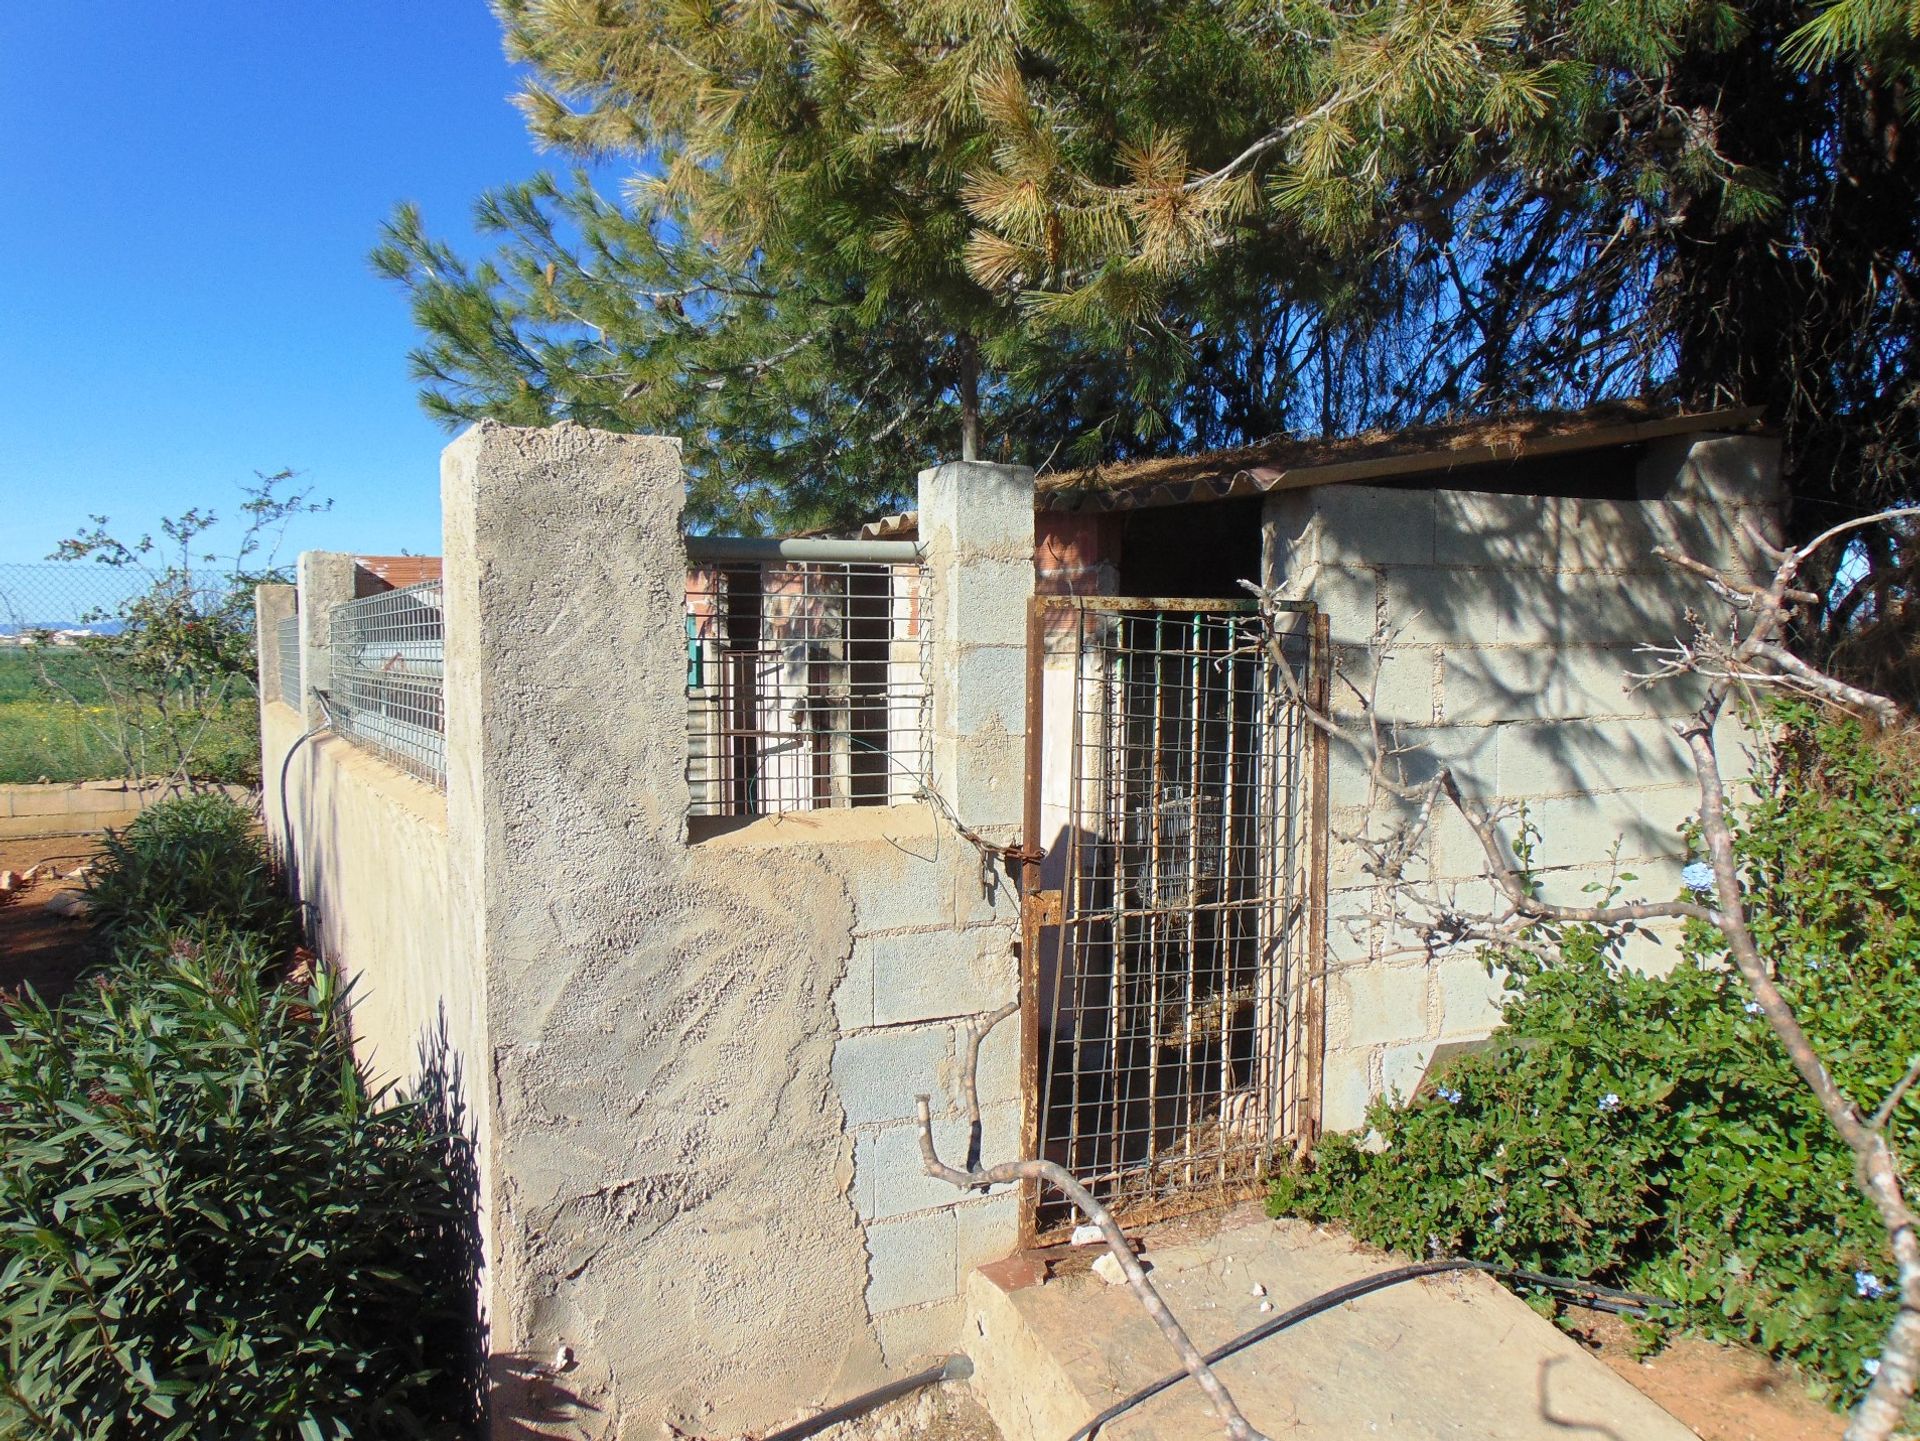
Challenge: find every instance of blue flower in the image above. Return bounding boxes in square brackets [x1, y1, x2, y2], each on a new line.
[1598, 1092, 1622, 1114]
[1856, 1270, 1890, 1301]
[1744, 1000, 1764, 1015]
[1434, 1086, 1464, 1105]
[1864, 1357, 1882, 1377]
[1681, 861, 1716, 895]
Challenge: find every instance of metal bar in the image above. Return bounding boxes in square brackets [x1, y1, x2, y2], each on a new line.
[1034, 596, 1272, 614]
[685, 536, 923, 564]
[1019, 595, 1047, 1252]
[686, 560, 927, 818]
[1297, 608, 1333, 1145]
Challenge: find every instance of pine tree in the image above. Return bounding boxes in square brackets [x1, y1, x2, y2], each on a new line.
[380, 0, 1917, 630]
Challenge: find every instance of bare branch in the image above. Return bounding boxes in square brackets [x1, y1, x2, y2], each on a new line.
[1872, 1057, 1920, 1133]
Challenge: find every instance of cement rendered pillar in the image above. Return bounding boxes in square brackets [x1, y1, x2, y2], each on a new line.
[296, 551, 357, 730]
[254, 582, 295, 711]
[439, 421, 690, 1429]
[916, 461, 1036, 844]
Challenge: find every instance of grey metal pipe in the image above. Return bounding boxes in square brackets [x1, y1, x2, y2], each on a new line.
[684, 535, 923, 564]
[759, 1354, 972, 1441]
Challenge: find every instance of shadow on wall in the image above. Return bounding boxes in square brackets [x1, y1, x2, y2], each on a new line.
[409, 1007, 496, 1438]
[411, 1005, 604, 1436]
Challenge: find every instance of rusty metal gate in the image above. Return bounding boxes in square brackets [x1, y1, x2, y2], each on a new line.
[1020, 596, 1329, 1241]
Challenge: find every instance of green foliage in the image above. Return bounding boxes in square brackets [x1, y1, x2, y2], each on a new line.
[29, 470, 326, 786]
[0, 652, 107, 706]
[0, 928, 471, 1438]
[389, 0, 1918, 685]
[84, 792, 297, 959]
[1269, 707, 1920, 1403]
[0, 695, 259, 787]
[0, 653, 255, 788]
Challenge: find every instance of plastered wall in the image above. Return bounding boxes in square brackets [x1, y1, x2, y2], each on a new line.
[263, 426, 1035, 1438]
[1263, 432, 1781, 1129]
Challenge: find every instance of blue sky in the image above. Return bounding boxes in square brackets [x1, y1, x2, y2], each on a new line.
[0, 2, 566, 566]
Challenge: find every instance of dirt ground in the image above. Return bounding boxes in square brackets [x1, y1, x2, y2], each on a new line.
[0, 833, 104, 1003]
[1571, 1313, 1846, 1441]
[816, 1383, 1000, 1441]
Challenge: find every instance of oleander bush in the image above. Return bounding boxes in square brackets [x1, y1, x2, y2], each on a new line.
[0, 788, 478, 1437]
[1269, 705, 1920, 1404]
[84, 791, 295, 949]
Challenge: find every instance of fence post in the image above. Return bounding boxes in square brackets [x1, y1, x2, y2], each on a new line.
[917, 459, 1034, 1260]
[254, 583, 295, 710]
[438, 421, 688, 1405]
[917, 461, 1035, 838]
[296, 551, 357, 730]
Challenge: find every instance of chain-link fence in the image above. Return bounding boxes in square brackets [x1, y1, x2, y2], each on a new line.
[0, 562, 155, 637]
[0, 562, 265, 786]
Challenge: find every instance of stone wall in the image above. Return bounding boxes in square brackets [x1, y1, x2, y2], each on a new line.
[1264, 432, 1780, 1130]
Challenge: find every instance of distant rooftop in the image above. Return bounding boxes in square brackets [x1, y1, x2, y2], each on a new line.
[354, 555, 442, 595]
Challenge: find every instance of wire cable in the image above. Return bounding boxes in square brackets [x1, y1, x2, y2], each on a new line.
[1067, 1258, 1674, 1440]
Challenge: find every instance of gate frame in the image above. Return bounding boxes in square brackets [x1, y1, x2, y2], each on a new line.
[1016, 595, 1332, 1249]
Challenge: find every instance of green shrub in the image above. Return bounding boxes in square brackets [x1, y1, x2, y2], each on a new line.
[0, 928, 473, 1438]
[85, 792, 295, 949]
[1269, 706, 1920, 1403]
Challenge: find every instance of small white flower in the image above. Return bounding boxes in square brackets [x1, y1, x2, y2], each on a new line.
[1598, 1093, 1622, 1114]
[1856, 1270, 1890, 1300]
[1435, 1086, 1464, 1105]
[1744, 1001, 1763, 1015]
[1865, 1357, 1882, 1377]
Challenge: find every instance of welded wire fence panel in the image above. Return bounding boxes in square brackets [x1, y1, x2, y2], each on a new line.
[328, 582, 445, 788]
[1034, 600, 1320, 1234]
[276, 615, 302, 709]
[686, 561, 928, 816]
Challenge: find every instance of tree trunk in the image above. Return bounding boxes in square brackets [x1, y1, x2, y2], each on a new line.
[957, 333, 982, 462]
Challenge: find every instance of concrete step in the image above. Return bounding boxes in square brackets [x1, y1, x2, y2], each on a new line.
[966, 1209, 1695, 1441]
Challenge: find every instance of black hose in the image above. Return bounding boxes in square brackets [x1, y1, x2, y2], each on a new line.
[760, 1354, 973, 1441]
[1067, 1260, 1674, 1441]
[276, 690, 336, 914]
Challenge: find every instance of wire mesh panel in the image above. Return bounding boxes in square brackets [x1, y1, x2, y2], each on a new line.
[1033, 599, 1322, 1234]
[686, 561, 928, 816]
[327, 582, 445, 788]
[276, 614, 302, 709]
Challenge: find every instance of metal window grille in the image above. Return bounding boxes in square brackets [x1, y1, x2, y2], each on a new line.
[686, 561, 929, 817]
[275, 614, 302, 709]
[328, 582, 445, 788]
[1033, 600, 1323, 1234]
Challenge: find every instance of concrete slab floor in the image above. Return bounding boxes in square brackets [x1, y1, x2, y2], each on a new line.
[965, 1206, 1695, 1441]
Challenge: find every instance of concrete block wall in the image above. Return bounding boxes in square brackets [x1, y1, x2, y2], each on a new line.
[419, 427, 1035, 1438]
[1266, 432, 1780, 1131]
[258, 428, 1037, 1438]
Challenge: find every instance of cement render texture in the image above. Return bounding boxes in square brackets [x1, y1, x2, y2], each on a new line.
[430, 428, 1032, 1437]
[265, 429, 1040, 1436]
[965, 1208, 1695, 1440]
